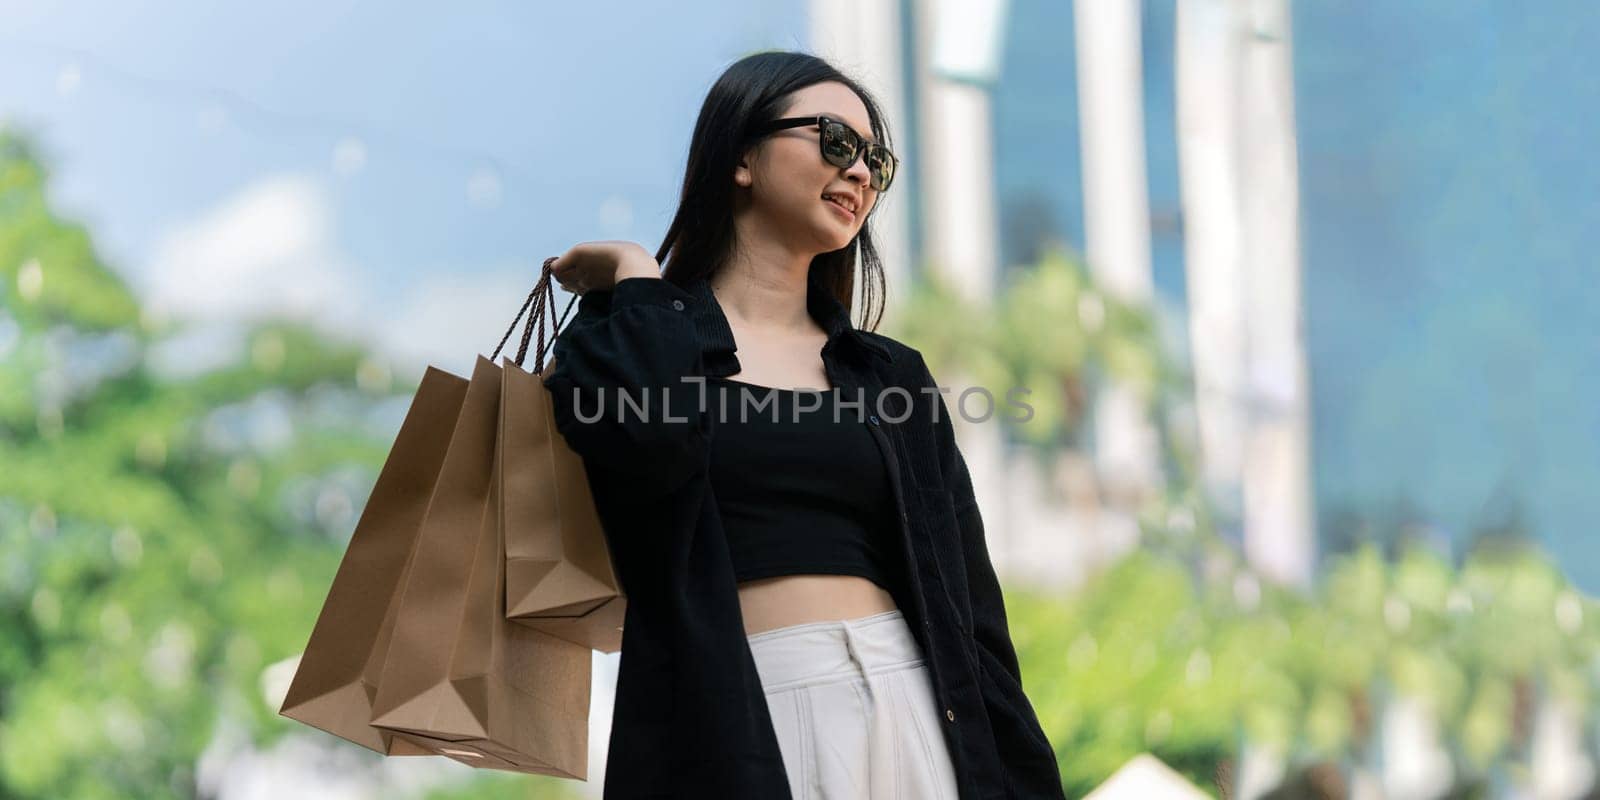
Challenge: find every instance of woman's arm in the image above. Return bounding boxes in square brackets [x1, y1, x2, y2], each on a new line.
[920, 355, 1067, 796]
[542, 275, 711, 500]
[914, 355, 1024, 681]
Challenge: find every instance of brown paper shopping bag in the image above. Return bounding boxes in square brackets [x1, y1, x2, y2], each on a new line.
[493, 260, 626, 653]
[499, 360, 625, 653]
[279, 366, 470, 756]
[369, 354, 591, 778]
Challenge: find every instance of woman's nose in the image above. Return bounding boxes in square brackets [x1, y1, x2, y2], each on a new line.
[842, 152, 873, 185]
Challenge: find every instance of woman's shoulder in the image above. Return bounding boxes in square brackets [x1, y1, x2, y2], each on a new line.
[852, 330, 944, 395]
[855, 330, 927, 371]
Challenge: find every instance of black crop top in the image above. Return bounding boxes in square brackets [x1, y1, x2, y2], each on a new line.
[705, 376, 906, 598]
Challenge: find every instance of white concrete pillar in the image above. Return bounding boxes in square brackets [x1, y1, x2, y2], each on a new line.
[808, 0, 915, 322]
[1073, 0, 1164, 503]
[1235, 0, 1315, 589]
[1177, 0, 1314, 588]
[911, 0, 1005, 306]
[908, 0, 1013, 572]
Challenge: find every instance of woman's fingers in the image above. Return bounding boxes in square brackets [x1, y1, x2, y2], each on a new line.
[548, 240, 644, 296]
[549, 253, 582, 295]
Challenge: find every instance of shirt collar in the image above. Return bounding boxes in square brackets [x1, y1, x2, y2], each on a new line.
[683, 269, 893, 365]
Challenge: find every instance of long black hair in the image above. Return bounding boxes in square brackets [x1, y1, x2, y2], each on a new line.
[655, 50, 893, 332]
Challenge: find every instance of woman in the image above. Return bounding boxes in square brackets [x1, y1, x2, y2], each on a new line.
[545, 51, 1064, 799]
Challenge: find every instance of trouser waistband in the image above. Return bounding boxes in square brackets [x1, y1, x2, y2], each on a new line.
[745, 609, 923, 692]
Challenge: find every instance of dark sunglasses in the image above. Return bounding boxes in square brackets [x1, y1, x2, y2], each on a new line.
[749, 114, 898, 192]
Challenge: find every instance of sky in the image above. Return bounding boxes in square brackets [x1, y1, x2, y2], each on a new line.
[0, 0, 807, 379]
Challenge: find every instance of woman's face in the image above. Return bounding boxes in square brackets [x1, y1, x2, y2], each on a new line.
[736, 81, 882, 254]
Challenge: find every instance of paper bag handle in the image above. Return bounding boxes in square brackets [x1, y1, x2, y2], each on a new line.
[491, 255, 578, 373]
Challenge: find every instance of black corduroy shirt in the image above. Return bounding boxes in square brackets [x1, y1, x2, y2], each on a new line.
[542, 267, 1066, 799]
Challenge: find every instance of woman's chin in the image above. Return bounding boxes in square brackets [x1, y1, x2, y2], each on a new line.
[817, 234, 854, 253]
[811, 218, 856, 251]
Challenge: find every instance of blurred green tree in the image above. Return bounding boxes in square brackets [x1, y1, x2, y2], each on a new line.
[894, 242, 1600, 796]
[0, 128, 584, 799]
[1003, 536, 1600, 797]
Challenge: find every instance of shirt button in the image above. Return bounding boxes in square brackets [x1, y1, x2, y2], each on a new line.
[671, 299, 685, 311]
[945, 708, 955, 722]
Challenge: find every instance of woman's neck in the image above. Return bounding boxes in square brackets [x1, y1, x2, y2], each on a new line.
[710, 248, 816, 336]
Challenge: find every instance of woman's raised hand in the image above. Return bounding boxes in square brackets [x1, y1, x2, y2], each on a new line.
[548, 241, 661, 296]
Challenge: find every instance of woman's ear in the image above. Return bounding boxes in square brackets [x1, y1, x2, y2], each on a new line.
[733, 144, 759, 189]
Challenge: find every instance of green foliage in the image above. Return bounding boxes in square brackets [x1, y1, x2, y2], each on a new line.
[0, 133, 141, 334]
[891, 244, 1177, 454]
[1008, 540, 1600, 796]
[0, 127, 534, 797]
[896, 241, 1597, 795]
[421, 771, 591, 800]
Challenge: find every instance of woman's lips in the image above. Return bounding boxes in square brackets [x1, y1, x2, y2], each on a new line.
[824, 196, 856, 221]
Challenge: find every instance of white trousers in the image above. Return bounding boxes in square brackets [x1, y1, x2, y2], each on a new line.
[746, 609, 962, 800]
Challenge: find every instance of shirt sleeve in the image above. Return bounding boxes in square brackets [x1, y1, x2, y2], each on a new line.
[914, 354, 1024, 683]
[919, 355, 1066, 797]
[541, 276, 711, 499]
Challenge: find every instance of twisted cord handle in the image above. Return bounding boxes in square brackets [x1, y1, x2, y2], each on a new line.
[491, 255, 577, 371]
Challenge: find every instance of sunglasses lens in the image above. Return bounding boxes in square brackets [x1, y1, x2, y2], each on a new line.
[865, 146, 895, 191]
[820, 121, 858, 168]
[817, 118, 895, 191]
